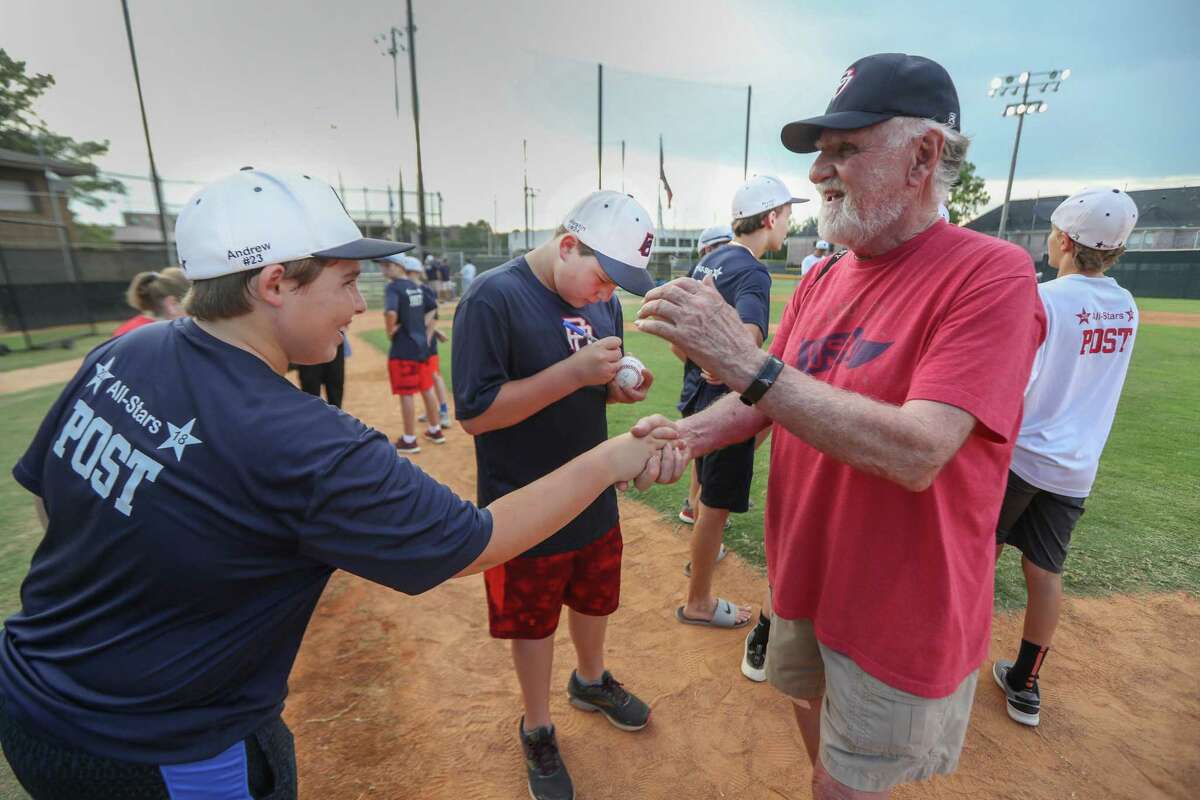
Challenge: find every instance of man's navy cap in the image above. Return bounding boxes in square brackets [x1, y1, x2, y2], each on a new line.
[781, 53, 960, 154]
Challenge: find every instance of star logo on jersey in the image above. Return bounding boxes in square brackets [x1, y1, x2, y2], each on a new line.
[1075, 308, 1091, 326]
[157, 418, 203, 462]
[85, 357, 116, 396]
[1125, 307, 1135, 321]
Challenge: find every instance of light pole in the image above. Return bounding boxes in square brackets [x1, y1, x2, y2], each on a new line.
[376, 1, 428, 254]
[119, 0, 171, 264]
[989, 68, 1071, 239]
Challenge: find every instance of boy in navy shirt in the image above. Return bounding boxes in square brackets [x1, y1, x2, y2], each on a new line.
[381, 255, 443, 452]
[412, 255, 453, 429]
[674, 176, 802, 650]
[0, 169, 682, 799]
[453, 191, 657, 800]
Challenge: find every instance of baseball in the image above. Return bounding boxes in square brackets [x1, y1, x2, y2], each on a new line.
[615, 355, 645, 390]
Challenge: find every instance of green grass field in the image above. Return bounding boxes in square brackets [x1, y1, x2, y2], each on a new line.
[0, 322, 124, 373]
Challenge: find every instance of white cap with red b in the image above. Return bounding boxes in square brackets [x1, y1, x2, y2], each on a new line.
[562, 191, 656, 296]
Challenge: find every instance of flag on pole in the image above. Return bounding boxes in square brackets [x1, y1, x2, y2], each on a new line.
[659, 135, 673, 209]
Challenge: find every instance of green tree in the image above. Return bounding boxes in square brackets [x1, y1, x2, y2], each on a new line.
[0, 48, 124, 210]
[946, 160, 989, 225]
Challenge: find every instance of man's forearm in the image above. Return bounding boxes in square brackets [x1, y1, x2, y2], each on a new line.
[743, 361, 967, 492]
[460, 360, 582, 435]
[677, 392, 771, 458]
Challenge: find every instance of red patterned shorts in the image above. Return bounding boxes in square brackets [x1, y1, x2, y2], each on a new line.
[484, 525, 623, 639]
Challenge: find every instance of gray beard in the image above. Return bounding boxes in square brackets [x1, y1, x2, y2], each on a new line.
[818, 191, 907, 250]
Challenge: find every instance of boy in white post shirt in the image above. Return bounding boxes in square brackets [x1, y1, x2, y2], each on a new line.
[993, 187, 1140, 727]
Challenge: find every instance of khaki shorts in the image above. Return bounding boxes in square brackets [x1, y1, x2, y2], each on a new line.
[766, 616, 978, 793]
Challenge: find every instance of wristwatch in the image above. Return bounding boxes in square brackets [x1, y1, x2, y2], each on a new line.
[739, 355, 785, 406]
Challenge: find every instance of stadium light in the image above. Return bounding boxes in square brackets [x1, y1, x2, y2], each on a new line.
[987, 67, 1072, 238]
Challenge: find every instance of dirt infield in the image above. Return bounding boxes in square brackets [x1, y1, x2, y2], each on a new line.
[1142, 311, 1200, 328]
[281, 315, 1200, 800]
[0, 357, 83, 394]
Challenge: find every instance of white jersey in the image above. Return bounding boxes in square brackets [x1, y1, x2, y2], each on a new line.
[800, 254, 819, 275]
[1010, 274, 1138, 497]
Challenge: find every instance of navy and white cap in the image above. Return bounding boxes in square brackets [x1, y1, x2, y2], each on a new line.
[732, 175, 806, 220]
[781, 53, 961, 154]
[697, 224, 733, 250]
[562, 190, 656, 296]
[1051, 187, 1139, 251]
[176, 167, 412, 279]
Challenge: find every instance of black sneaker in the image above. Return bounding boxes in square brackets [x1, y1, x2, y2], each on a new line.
[566, 670, 650, 731]
[519, 718, 574, 800]
[992, 660, 1041, 727]
[741, 626, 768, 682]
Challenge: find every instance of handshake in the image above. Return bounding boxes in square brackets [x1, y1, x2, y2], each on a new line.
[603, 415, 691, 493]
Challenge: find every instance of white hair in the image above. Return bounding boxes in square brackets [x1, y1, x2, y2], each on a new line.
[882, 117, 971, 205]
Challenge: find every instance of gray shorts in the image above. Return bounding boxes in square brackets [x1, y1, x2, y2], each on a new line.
[765, 616, 977, 793]
[996, 469, 1086, 574]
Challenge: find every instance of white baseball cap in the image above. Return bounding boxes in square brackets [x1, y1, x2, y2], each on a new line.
[403, 255, 425, 273]
[732, 175, 807, 220]
[562, 190, 656, 295]
[815, 240, 831, 250]
[1051, 187, 1139, 251]
[697, 224, 733, 250]
[175, 167, 413, 280]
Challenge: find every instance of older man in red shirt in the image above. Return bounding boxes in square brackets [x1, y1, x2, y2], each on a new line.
[634, 53, 1045, 798]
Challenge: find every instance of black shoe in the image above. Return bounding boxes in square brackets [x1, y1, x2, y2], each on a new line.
[992, 660, 1041, 727]
[741, 625, 768, 682]
[566, 670, 650, 731]
[519, 718, 574, 800]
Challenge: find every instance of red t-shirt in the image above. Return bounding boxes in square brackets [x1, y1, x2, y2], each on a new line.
[111, 315, 156, 337]
[765, 221, 1045, 698]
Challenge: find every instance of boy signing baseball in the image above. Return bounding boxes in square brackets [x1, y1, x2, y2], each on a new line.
[452, 191, 657, 800]
[0, 169, 683, 799]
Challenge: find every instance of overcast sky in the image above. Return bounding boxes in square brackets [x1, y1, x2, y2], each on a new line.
[4, 0, 1198, 232]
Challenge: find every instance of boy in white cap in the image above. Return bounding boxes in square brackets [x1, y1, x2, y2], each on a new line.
[452, 190, 658, 800]
[800, 240, 830, 275]
[0, 168, 681, 798]
[379, 254, 444, 453]
[993, 187, 1140, 727]
[696, 223, 733, 256]
[675, 175, 804, 637]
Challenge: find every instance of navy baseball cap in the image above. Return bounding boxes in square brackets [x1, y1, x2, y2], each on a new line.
[780, 53, 960, 154]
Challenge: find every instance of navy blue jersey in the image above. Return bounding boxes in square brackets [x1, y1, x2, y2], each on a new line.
[452, 257, 621, 557]
[3, 319, 491, 764]
[385, 277, 435, 361]
[678, 244, 772, 414]
[421, 284, 440, 356]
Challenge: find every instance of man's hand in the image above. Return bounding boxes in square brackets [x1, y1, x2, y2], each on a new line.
[566, 336, 622, 387]
[607, 366, 654, 404]
[636, 277, 763, 391]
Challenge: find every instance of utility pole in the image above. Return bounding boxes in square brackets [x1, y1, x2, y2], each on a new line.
[120, 0, 171, 263]
[405, 0, 428, 255]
